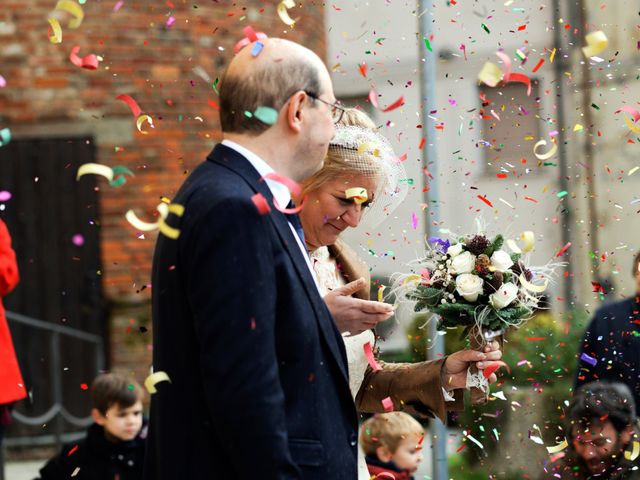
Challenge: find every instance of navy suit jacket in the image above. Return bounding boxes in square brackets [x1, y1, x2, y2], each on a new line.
[143, 144, 358, 479]
[575, 296, 640, 416]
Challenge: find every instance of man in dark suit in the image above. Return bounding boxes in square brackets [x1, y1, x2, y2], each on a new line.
[143, 37, 361, 479]
[575, 251, 640, 416]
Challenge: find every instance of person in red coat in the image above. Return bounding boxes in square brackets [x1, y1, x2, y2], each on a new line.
[0, 218, 26, 447]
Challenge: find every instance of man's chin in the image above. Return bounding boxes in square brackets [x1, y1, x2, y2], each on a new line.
[586, 460, 610, 475]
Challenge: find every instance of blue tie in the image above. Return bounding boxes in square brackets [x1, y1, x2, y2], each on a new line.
[285, 201, 306, 247]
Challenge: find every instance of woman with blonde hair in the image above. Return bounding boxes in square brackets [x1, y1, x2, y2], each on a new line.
[297, 108, 502, 478]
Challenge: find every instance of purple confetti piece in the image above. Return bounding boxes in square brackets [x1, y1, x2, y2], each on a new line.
[113, 0, 124, 11]
[166, 16, 175, 27]
[580, 352, 597, 367]
[0, 191, 11, 201]
[411, 212, 418, 229]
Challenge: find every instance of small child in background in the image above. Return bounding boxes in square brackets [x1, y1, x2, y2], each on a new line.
[37, 373, 147, 480]
[360, 412, 425, 480]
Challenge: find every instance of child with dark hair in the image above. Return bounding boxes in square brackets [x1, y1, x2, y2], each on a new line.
[541, 381, 640, 479]
[36, 373, 147, 480]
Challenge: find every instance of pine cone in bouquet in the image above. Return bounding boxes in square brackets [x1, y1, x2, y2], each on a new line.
[511, 261, 533, 281]
[466, 235, 490, 256]
[474, 254, 491, 274]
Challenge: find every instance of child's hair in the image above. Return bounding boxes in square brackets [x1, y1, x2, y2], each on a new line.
[91, 373, 145, 415]
[360, 412, 424, 456]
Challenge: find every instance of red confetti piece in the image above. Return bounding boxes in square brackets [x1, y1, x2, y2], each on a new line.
[482, 361, 509, 379]
[207, 99, 220, 110]
[555, 242, 572, 257]
[532, 59, 545, 72]
[69, 46, 99, 70]
[496, 173, 508, 179]
[381, 396, 394, 412]
[394, 153, 407, 163]
[251, 193, 271, 215]
[233, 27, 268, 54]
[517, 24, 527, 31]
[524, 196, 538, 203]
[68, 445, 79, 456]
[526, 337, 546, 341]
[369, 87, 405, 113]
[456, 444, 467, 453]
[358, 62, 367, 77]
[418, 137, 425, 149]
[116, 94, 142, 118]
[80, 383, 88, 390]
[591, 281, 604, 293]
[363, 342, 382, 371]
[477, 195, 493, 207]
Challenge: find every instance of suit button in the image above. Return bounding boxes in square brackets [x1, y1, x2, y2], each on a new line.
[349, 433, 357, 447]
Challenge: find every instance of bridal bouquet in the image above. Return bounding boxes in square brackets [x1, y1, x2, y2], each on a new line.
[396, 230, 558, 403]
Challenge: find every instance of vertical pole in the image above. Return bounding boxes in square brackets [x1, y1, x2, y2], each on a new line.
[418, 2, 448, 479]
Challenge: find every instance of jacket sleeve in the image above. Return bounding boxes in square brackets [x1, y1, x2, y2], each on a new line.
[182, 198, 300, 479]
[0, 219, 19, 297]
[355, 359, 463, 422]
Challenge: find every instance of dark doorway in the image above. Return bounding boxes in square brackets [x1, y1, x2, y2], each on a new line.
[0, 136, 106, 441]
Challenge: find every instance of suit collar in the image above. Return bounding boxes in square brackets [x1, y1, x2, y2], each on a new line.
[207, 144, 350, 383]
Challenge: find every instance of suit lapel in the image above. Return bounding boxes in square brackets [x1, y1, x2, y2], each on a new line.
[207, 144, 350, 383]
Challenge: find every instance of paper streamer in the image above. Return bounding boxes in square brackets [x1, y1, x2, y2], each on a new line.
[582, 31, 608, 58]
[54, 0, 84, 29]
[519, 274, 549, 293]
[144, 371, 171, 394]
[76, 163, 114, 182]
[363, 342, 382, 371]
[233, 27, 268, 54]
[69, 46, 99, 70]
[507, 231, 535, 254]
[479, 52, 532, 95]
[377, 285, 386, 303]
[110, 166, 134, 187]
[0, 128, 11, 147]
[345, 187, 368, 205]
[48, 18, 62, 44]
[369, 88, 405, 113]
[381, 396, 394, 412]
[615, 106, 640, 133]
[277, 0, 296, 26]
[116, 94, 143, 118]
[126, 202, 184, 239]
[261, 173, 307, 213]
[533, 139, 558, 160]
[251, 193, 271, 215]
[546, 439, 568, 454]
[624, 441, 639, 461]
[136, 114, 153, 134]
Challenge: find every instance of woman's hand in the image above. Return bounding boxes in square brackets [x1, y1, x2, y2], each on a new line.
[440, 341, 503, 391]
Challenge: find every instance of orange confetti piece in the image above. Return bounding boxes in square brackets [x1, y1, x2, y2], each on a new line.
[477, 195, 493, 207]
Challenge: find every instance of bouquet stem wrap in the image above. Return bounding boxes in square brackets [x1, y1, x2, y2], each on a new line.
[467, 326, 504, 405]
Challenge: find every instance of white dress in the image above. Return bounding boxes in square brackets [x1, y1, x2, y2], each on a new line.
[310, 246, 375, 480]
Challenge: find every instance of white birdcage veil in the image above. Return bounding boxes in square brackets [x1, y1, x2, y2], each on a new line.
[328, 125, 408, 228]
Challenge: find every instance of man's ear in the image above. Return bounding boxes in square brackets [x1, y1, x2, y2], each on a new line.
[285, 91, 307, 134]
[375, 445, 393, 463]
[91, 408, 106, 426]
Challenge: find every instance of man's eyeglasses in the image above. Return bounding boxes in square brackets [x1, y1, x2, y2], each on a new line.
[304, 91, 346, 124]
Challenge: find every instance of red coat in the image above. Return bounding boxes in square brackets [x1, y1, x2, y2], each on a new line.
[0, 218, 25, 405]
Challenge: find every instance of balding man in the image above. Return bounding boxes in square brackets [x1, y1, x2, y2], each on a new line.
[144, 37, 360, 479]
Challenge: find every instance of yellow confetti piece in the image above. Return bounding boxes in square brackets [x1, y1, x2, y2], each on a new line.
[533, 139, 557, 160]
[136, 114, 153, 134]
[581, 31, 608, 58]
[54, 0, 84, 29]
[623, 115, 640, 133]
[48, 18, 62, 44]
[628, 166, 639, 176]
[126, 202, 184, 239]
[377, 285, 386, 302]
[546, 439, 568, 454]
[277, 0, 296, 27]
[345, 187, 368, 205]
[550, 48, 556, 63]
[144, 371, 171, 394]
[76, 163, 114, 182]
[478, 61, 502, 87]
[519, 273, 549, 293]
[573, 123, 583, 132]
[624, 441, 639, 461]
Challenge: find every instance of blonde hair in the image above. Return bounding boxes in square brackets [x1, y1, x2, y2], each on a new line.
[301, 108, 379, 195]
[360, 412, 424, 456]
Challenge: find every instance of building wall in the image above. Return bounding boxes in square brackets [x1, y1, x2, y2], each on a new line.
[1, 0, 326, 376]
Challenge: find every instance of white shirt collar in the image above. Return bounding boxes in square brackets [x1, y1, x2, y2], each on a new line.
[221, 139, 291, 210]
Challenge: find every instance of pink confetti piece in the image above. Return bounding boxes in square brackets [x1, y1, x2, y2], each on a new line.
[411, 212, 418, 229]
[69, 46, 99, 70]
[72, 234, 85, 246]
[251, 193, 271, 215]
[0, 191, 11, 201]
[113, 0, 124, 11]
[116, 94, 142, 118]
[166, 16, 175, 27]
[0, 75, 6, 88]
[381, 396, 394, 412]
[363, 342, 382, 371]
[368, 87, 405, 112]
[555, 242, 572, 257]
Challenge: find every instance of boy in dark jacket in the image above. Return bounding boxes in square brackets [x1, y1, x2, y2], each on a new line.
[361, 412, 425, 480]
[36, 373, 146, 480]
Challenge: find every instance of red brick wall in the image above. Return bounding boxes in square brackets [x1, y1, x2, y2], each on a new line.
[1, 0, 326, 374]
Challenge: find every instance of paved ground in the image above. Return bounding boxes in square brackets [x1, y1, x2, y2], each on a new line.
[5, 460, 46, 480]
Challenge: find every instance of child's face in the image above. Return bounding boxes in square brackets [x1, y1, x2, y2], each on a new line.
[93, 400, 143, 442]
[391, 435, 424, 473]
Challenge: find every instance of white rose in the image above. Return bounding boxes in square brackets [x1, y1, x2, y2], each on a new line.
[490, 250, 514, 273]
[446, 243, 464, 257]
[489, 282, 519, 309]
[450, 251, 476, 274]
[455, 274, 484, 302]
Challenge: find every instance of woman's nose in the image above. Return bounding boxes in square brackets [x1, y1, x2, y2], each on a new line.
[341, 204, 362, 227]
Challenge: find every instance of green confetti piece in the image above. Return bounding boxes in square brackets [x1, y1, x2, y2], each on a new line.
[109, 165, 134, 187]
[423, 37, 432, 52]
[0, 128, 10, 147]
[253, 106, 278, 125]
[543, 162, 557, 166]
[591, 103, 600, 110]
[481, 23, 490, 34]
[244, 111, 253, 118]
[400, 178, 414, 185]
[557, 191, 568, 198]
[213, 77, 219, 94]
[178, 114, 183, 122]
